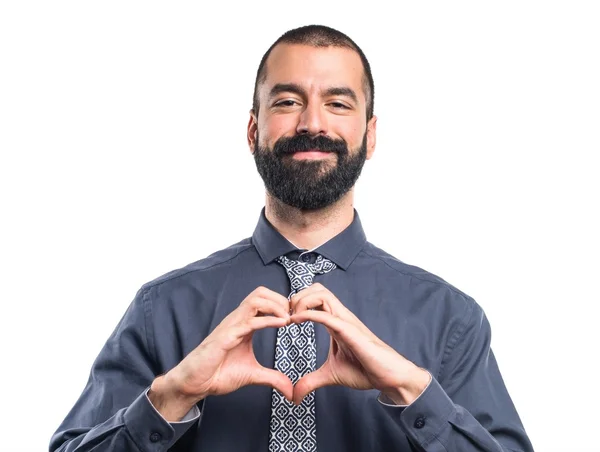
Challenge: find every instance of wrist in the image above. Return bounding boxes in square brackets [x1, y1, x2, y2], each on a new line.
[148, 374, 201, 422]
[382, 367, 431, 405]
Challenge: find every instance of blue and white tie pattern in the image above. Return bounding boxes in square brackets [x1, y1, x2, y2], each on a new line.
[269, 254, 336, 452]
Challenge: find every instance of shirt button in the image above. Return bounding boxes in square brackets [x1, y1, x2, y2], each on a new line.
[149, 432, 162, 443]
[414, 417, 426, 429]
[301, 254, 311, 262]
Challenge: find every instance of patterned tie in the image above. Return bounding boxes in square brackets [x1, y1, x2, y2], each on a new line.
[269, 254, 337, 452]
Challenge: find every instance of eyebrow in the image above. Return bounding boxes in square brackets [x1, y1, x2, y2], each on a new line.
[268, 83, 359, 104]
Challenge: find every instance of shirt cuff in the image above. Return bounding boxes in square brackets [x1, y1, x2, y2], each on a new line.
[145, 388, 201, 423]
[377, 370, 433, 409]
[379, 376, 456, 447]
[122, 388, 201, 451]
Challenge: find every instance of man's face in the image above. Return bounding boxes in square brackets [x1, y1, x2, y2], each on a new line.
[248, 43, 377, 210]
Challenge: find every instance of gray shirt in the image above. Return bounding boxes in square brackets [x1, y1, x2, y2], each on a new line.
[51, 208, 533, 451]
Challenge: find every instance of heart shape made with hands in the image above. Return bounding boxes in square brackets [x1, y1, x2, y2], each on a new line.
[150, 283, 424, 421]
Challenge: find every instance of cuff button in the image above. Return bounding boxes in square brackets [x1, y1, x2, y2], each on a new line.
[149, 432, 162, 443]
[414, 417, 426, 429]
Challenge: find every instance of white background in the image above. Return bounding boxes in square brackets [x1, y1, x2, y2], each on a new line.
[1, 2, 598, 451]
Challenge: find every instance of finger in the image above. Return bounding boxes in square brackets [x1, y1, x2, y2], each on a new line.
[291, 310, 361, 345]
[292, 291, 373, 337]
[226, 296, 290, 326]
[292, 292, 333, 315]
[237, 315, 290, 335]
[290, 285, 328, 312]
[249, 286, 291, 311]
[290, 283, 326, 302]
[251, 366, 294, 402]
[291, 310, 380, 358]
[293, 366, 333, 405]
[248, 297, 290, 319]
[291, 284, 345, 315]
[221, 316, 289, 350]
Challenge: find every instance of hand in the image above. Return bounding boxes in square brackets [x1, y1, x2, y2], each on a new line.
[149, 286, 293, 421]
[289, 283, 431, 406]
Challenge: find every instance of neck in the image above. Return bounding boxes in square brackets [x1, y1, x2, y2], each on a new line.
[264, 190, 355, 250]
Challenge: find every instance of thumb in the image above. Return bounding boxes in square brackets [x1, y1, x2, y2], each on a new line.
[251, 366, 294, 402]
[293, 366, 332, 406]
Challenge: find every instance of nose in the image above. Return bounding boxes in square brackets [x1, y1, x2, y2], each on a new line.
[296, 102, 328, 136]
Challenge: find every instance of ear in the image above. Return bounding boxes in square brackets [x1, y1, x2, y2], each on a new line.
[247, 110, 258, 154]
[366, 115, 377, 160]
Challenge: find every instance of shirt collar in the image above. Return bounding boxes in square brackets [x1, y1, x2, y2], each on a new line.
[251, 207, 367, 270]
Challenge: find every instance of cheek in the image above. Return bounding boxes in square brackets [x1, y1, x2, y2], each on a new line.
[259, 116, 297, 147]
[333, 118, 365, 148]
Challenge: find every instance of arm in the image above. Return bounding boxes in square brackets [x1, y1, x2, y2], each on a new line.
[288, 284, 534, 452]
[50, 285, 294, 452]
[49, 288, 200, 452]
[379, 302, 534, 452]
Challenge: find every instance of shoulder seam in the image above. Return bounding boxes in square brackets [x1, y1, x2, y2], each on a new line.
[141, 287, 156, 367]
[438, 299, 476, 381]
[143, 242, 255, 291]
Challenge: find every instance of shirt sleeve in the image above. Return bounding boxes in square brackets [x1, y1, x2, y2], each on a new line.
[378, 300, 534, 452]
[49, 287, 202, 452]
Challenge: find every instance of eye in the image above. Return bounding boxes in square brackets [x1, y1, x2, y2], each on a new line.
[274, 99, 300, 107]
[329, 102, 350, 109]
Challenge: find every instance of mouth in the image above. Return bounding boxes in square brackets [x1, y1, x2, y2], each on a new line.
[291, 149, 333, 160]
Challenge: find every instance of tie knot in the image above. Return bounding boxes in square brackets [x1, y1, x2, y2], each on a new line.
[277, 254, 336, 297]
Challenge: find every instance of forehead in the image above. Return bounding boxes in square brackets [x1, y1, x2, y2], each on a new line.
[261, 43, 365, 99]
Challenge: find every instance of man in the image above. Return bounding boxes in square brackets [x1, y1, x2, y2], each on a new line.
[51, 25, 533, 452]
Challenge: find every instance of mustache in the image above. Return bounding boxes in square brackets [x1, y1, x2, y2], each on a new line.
[272, 134, 349, 157]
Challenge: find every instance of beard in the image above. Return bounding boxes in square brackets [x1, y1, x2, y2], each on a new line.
[253, 132, 367, 210]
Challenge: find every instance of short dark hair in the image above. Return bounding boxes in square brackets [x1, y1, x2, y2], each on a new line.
[252, 25, 375, 120]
